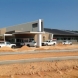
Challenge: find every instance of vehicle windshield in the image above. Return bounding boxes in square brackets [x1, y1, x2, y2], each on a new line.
[32, 41, 36, 43]
[6, 42, 11, 44]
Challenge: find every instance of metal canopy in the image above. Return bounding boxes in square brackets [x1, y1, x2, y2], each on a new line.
[4, 34, 13, 36]
[13, 31, 45, 34]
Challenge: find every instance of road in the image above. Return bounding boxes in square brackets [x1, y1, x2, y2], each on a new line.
[0, 49, 78, 65]
[0, 49, 78, 55]
[0, 56, 78, 65]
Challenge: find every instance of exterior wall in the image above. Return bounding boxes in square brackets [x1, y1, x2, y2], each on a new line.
[34, 33, 50, 42]
[53, 35, 78, 43]
[56, 40, 78, 43]
[6, 20, 44, 32]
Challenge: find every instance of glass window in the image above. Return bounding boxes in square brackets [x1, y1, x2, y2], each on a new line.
[24, 39, 28, 42]
[6, 42, 11, 44]
[68, 38, 71, 40]
[16, 39, 21, 42]
[32, 23, 38, 28]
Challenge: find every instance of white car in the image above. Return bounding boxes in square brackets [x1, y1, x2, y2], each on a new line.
[62, 41, 72, 45]
[0, 41, 16, 48]
[42, 40, 57, 46]
[21, 41, 37, 47]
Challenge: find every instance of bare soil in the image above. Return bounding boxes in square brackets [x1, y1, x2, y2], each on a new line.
[18, 46, 33, 51]
[0, 52, 78, 61]
[35, 44, 78, 50]
[0, 60, 78, 78]
[0, 46, 15, 52]
[0, 44, 78, 78]
[0, 44, 78, 52]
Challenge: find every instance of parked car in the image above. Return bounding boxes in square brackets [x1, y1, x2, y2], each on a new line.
[21, 41, 37, 47]
[62, 40, 72, 45]
[42, 40, 57, 46]
[0, 41, 16, 48]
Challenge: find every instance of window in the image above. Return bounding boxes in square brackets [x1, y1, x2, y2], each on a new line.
[32, 23, 38, 28]
[6, 42, 11, 44]
[64, 38, 66, 40]
[68, 38, 71, 40]
[23, 39, 28, 42]
[16, 39, 21, 43]
[29, 38, 34, 42]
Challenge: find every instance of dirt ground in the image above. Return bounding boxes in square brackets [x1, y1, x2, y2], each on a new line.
[0, 44, 78, 78]
[35, 44, 78, 50]
[0, 52, 78, 61]
[0, 60, 78, 78]
[0, 44, 78, 52]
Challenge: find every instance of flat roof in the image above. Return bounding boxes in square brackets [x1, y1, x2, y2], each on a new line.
[13, 31, 45, 34]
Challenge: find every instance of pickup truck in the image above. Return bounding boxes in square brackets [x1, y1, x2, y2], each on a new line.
[62, 40, 72, 45]
[42, 40, 57, 46]
[0, 41, 16, 48]
[21, 41, 37, 47]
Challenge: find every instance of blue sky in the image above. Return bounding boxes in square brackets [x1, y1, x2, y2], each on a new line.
[0, 0, 78, 30]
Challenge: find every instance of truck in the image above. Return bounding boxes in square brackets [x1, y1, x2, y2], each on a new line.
[20, 38, 37, 47]
[0, 41, 16, 48]
[42, 40, 57, 46]
[25, 41, 37, 47]
[62, 40, 72, 45]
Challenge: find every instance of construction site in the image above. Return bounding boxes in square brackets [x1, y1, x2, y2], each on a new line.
[0, 43, 77, 78]
[0, 19, 78, 78]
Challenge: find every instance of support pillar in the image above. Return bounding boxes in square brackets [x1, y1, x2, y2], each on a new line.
[37, 19, 42, 47]
[4, 34, 6, 45]
[51, 34, 53, 40]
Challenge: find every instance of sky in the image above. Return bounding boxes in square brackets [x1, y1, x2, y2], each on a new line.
[0, 0, 78, 30]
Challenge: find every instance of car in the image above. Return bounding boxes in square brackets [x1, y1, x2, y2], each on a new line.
[25, 41, 37, 47]
[62, 40, 72, 45]
[42, 40, 57, 46]
[0, 41, 16, 48]
[21, 41, 37, 47]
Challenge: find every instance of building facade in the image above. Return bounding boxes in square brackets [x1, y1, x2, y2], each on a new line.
[0, 19, 44, 47]
[44, 28, 78, 43]
[0, 20, 78, 46]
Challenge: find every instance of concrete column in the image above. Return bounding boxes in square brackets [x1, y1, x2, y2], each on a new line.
[4, 34, 6, 45]
[51, 34, 53, 40]
[37, 19, 42, 47]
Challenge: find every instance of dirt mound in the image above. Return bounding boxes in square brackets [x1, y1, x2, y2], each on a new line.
[18, 46, 32, 51]
[0, 46, 15, 52]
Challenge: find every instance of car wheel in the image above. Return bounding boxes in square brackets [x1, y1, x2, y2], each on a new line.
[27, 44, 30, 47]
[53, 43, 55, 45]
[11, 45, 16, 49]
[70, 43, 72, 45]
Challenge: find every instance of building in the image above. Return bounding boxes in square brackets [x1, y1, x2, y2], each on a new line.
[0, 19, 78, 47]
[0, 19, 44, 47]
[44, 28, 78, 43]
